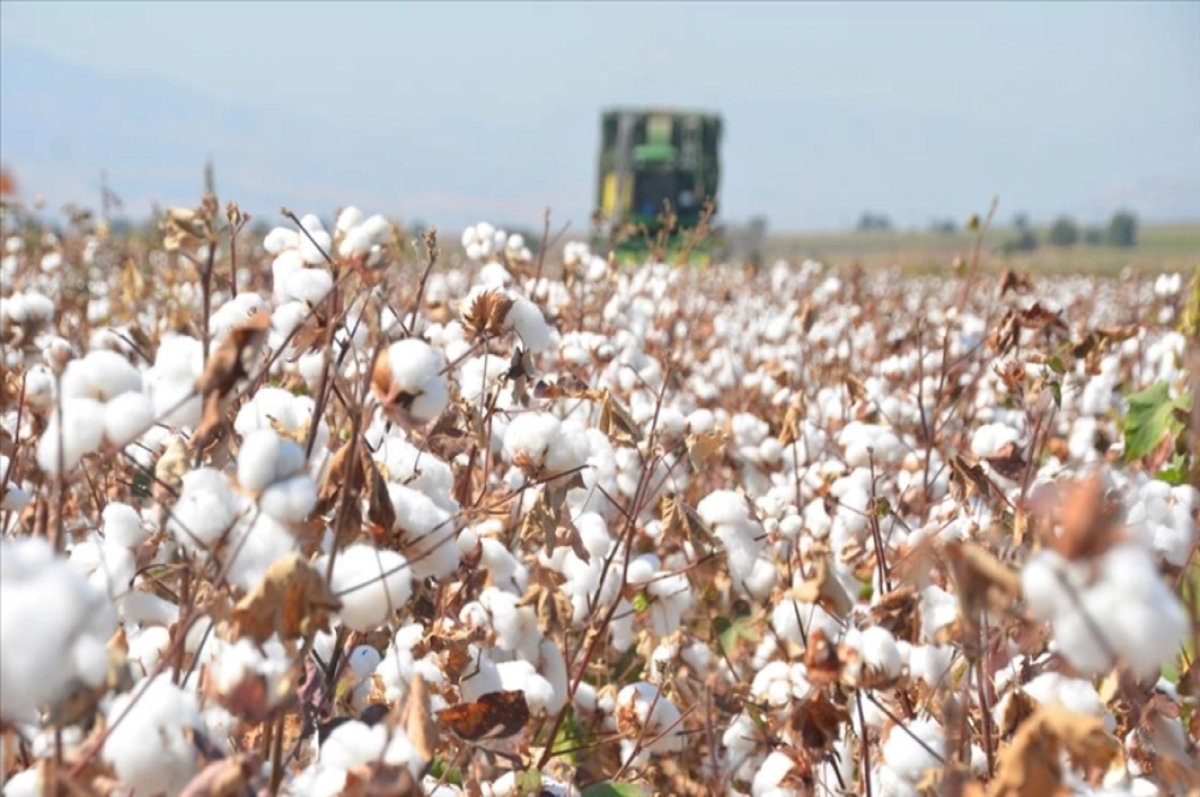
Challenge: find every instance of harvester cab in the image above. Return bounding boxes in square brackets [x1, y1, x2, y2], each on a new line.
[593, 107, 725, 265]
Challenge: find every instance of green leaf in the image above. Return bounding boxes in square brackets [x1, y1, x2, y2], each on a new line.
[1124, 380, 1190, 461]
[581, 784, 648, 797]
[632, 592, 649, 613]
[1156, 453, 1189, 486]
[1048, 355, 1066, 375]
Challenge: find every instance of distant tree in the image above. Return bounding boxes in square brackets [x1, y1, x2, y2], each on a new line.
[1106, 210, 1138, 247]
[1047, 216, 1080, 247]
[1001, 213, 1038, 254]
[930, 218, 958, 234]
[857, 212, 892, 232]
[1083, 227, 1104, 246]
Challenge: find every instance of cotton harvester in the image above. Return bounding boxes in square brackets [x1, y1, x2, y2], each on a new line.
[593, 107, 730, 265]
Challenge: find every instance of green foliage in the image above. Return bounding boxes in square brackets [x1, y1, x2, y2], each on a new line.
[1047, 216, 1080, 247]
[857, 211, 892, 232]
[1107, 209, 1138, 247]
[1122, 379, 1191, 462]
[581, 783, 649, 797]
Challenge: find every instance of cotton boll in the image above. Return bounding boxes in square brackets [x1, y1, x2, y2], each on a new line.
[881, 716, 945, 786]
[336, 206, 365, 234]
[861, 625, 902, 681]
[284, 267, 334, 306]
[320, 545, 413, 632]
[264, 227, 300, 254]
[506, 296, 554, 352]
[374, 338, 450, 426]
[169, 467, 242, 553]
[496, 660, 556, 714]
[0, 536, 118, 723]
[299, 228, 333, 265]
[260, 474, 319, 523]
[223, 513, 300, 593]
[103, 390, 154, 448]
[60, 349, 142, 401]
[237, 429, 307, 493]
[36, 397, 107, 475]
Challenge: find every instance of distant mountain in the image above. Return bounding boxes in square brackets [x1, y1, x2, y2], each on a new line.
[0, 42, 592, 231]
[3, 42, 1196, 233]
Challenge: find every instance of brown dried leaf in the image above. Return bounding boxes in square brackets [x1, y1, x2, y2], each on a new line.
[230, 552, 342, 645]
[342, 762, 420, 797]
[461, 289, 514, 341]
[178, 754, 259, 797]
[597, 389, 642, 446]
[401, 673, 436, 770]
[988, 704, 1119, 797]
[191, 308, 271, 450]
[790, 555, 854, 618]
[686, 430, 726, 470]
[986, 441, 1027, 481]
[777, 393, 807, 447]
[1046, 471, 1126, 560]
[943, 540, 1021, 620]
[660, 494, 715, 549]
[788, 692, 849, 749]
[949, 455, 1003, 505]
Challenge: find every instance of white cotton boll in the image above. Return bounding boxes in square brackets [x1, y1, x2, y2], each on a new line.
[481, 587, 540, 658]
[272, 249, 306, 302]
[260, 474, 318, 523]
[771, 599, 840, 648]
[919, 585, 959, 640]
[881, 716, 945, 785]
[37, 397, 107, 475]
[697, 489, 751, 527]
[380, 338, 450, 424]
[169, 467, 240, 551]
[0, 537, 118, 722]
[336, 206, 364, 234]
[387, 482, 458, 579]
[861, 626, 902, 680]
[209, 293, 269, 341]
[102, 502, 148, 549]
[60, 349, 142, 401]
[237, 429, 306, 493]
[299, 228, 333, 265]
[1, 769, 41, 797]
[148, 333, 204, 427]
[127, 626, 172, 675]
[752, 750, 798, 796]
[102, 673, 201, 795]
[506, 296, 554, 352]
[497, 660, 555, 714]
[347, 645, 382, 679]
[103, 390, 154, 448]
[224, 513, 299, 593]
[616, 682, 684, 755]
[284, 267, 334, 306]
[264, 227, 300, 254]
[320, 545, 413, 632]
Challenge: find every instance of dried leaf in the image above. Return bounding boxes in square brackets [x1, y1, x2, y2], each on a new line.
[660, 494, 715, 549]
[686, 430, 726, 470]
[461, 289, 514, 341]
[597, 389, 642, 446]
[777, 393, 807, 448]
[401, 673, 436, 770]
[230, 552, 341, 645]
[988, 703, 1119, 797]
[943, 540, 1021, 620]
[986, 441, 1027, 481]
[191, 308, 271, 450]
[1045, 471, 1126, 560]
[179, 754, 259, 797]
[790, 556, 854, 618]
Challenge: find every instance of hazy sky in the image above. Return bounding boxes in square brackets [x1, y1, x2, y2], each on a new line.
[2, 1, 1198, 231]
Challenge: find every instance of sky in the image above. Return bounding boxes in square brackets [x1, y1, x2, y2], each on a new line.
[1, 1, 1198, 233]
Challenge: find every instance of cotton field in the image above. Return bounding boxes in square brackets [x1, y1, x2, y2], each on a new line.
[0, 197, 1197, 797]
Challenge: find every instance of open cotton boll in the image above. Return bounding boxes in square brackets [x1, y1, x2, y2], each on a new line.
[319, 545, 413, 632]
[237, 429, 307, 493]
[223, 513, 300, 593]
[261, 474, 319, 524]
[0, 536, 118, 723]
[209, 293, 269, 342]
[387, 482, 458, 578]
[283, 266, 334, 306]
[373, 338, 450, 426]
[506, 295, 554, 352]
[615, 682, 685, 756]
[496, 660, 557, 714]
[103, 390, 154, 448]
[503, 412, 590, 476]
[169, 467, 241, 552]
[147, 333, 204, 428]
[36, 397, 107, 475]
[264, 227, 300, 254]
[103, 673, 203, 796]
[880, 716, 946, 786]
[336, 206, 364, 234]
[60, 349, 142, 401]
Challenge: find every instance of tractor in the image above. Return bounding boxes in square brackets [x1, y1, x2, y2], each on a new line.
[593, 107, 727, 266]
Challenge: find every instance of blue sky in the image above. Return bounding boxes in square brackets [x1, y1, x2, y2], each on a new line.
[1, 1, 1198, 232]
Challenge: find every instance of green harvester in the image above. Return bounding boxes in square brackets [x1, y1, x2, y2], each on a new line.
[593, 107, 724, 266]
